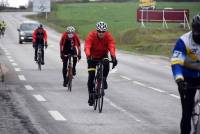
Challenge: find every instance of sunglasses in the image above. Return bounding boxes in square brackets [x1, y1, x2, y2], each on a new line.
[97, 30, 105, 33]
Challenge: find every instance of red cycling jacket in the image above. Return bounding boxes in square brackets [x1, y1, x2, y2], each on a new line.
[60, 32, 81, 56]
[32, 28, 47, 45]
[85, 30, 116, 59]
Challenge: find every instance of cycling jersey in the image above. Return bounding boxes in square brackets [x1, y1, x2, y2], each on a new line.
[171, 31, 200, 81]
[85, 30, 116, 59]
[60, 32, 81, 56]
[32, 28, 47, 45]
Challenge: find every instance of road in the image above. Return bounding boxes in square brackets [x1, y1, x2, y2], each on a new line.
[0, 12, 181, 134]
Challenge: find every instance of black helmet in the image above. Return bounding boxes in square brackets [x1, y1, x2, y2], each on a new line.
[192, 13, 200, 30]
[39, 24, 43, 28]
[192, 13, 200, 44]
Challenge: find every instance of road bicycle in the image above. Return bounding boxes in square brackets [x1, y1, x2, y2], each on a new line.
[191, 86, 200, 134]
[64, 54, 73, 92]
[93, 59, 113, 113]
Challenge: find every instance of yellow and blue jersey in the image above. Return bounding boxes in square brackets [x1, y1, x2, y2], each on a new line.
[171, 31, 200, 81]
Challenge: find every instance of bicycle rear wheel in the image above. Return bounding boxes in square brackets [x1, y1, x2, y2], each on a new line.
[191, 91, 200, 134]
[67, 78, 72, 92]
[38, 57, 41, 71]
[98, 79, 104, 113]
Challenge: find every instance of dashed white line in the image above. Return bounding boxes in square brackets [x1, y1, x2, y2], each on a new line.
[105, 98, 141, 122]
[148, 86, 165, 93]
[33, 95, 46, 102]
[120, 75, 131, 80]
[11, 63, 18, 66]
[7, 56, 12, 59]
[133, 81, 146, 87]
[48, 111, 66, 121]
[170, 94, 180, 99]
[14, 68, 21, 72]
[5, 52, 10, 55]
[24, 85, 34, 90]
[9, 59, 14, 62]
[18, 75, 26, 81]
[110, 68, 118, 74]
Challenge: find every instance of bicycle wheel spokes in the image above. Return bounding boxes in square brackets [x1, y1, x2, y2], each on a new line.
[98, 80, 104, 113]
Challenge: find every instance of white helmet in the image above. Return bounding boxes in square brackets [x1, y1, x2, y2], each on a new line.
[96, 21, 108, 32]
[66, 26, 75, 33]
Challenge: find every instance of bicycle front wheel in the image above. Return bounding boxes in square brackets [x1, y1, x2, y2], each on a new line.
[98, 80, 104, 113]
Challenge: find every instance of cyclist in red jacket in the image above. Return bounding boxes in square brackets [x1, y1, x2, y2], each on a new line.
[60, 26, 81, 87]
[32, 24, 48, 65]
[85, 21, 118, 106]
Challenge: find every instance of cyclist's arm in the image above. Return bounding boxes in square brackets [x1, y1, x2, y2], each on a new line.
[74, 34, 81, 56]
[59, 33, 66, 54]
[43, 30, 47, 44]
[171, 38, 187, 81]
[32, 30, 37, 44]
[85, 32, 93, 58]
[107, 33, 116, 58]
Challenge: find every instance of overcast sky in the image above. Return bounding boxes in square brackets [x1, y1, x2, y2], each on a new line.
[7, 0, 29, 8]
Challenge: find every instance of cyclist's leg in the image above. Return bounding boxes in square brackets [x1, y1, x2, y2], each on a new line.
[87, 60, 96, 106]
[178, 84, 196, 134]
[41, 45, 45, 64]
[34, 45, 38, 61]
[103, 58, 110, 89]
[62, 58, 68, 87]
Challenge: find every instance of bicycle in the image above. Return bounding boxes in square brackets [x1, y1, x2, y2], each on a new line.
[92, 59, 113, 113]
[64, 54, 73, 92]
[191, 86, 200, 134]
[36, 44, 43, 71]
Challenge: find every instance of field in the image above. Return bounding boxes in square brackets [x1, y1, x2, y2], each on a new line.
[29, 2, 200, 57]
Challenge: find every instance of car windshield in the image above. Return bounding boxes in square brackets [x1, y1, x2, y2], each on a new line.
[20, 23, 38, 31]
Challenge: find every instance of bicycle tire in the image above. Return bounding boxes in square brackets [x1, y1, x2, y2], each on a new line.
[38, 54, 41, 71]
[68, 78, 72, 92]
[93, 80, 99, 110]
[98, 78, 104, 113]
[191, 91, 200, 134]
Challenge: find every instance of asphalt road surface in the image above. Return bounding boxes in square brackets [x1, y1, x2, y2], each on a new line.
[0, 12, 183, 134]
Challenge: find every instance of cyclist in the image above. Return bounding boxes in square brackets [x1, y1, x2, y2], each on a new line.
[60, 26, 81, 87]
[1, 21, 6, 34]
[85, 21, 118, 106]
[32, 24, 48, 65]
[171, 13, 200, 134]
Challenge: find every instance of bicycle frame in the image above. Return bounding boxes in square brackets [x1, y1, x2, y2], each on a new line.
[64, 54, 73, 92]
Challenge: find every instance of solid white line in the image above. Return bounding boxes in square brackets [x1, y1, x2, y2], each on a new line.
[14, 68, 21, 72]
[170, 94, 180, 99]
[105, 98, 141, 122]
[120, 75, 131, 80]
[24, 85, 34, 90]
[148, 86, 165, 93]
[33, 95, 46, 102]
[9, 59, 14, 62]
[133, 81, 146, 87]
[18, 75, 26, 81]
[48, 111, 66, 121]
[11, 63, 18, 66]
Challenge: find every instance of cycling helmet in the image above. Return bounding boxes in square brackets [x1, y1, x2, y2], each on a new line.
[38, 24, 43, 28]
[66, 26, 75, 33]
[96, 21, 108, 32]
[192, 13, 200, 30]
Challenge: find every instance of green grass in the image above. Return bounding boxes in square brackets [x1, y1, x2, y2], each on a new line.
[28, 2, 200, 57]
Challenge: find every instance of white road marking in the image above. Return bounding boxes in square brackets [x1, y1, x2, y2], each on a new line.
[11, 63, 18, 66]
[14, 68, 21, 72]
[48, 111, 66, 121]
[7, 56, 12, 59]
[24, 85, 34, 90]
[148, 86, 165, 93]
[49, 45, 54, 48]
[170, 94, 180, 99]
[110, 68, 118, 74]
[120, 75, 131, 80]
[18, 75, 26, 81]
[33, 95, 46, 102]
[133, 81, 146, 87]
[9, 59, 14, 62]
[105, 98, 141, 122]
[5, 52, 10, 55]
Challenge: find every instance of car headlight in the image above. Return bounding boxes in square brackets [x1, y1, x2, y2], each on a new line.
[20, 31, 25, 36]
